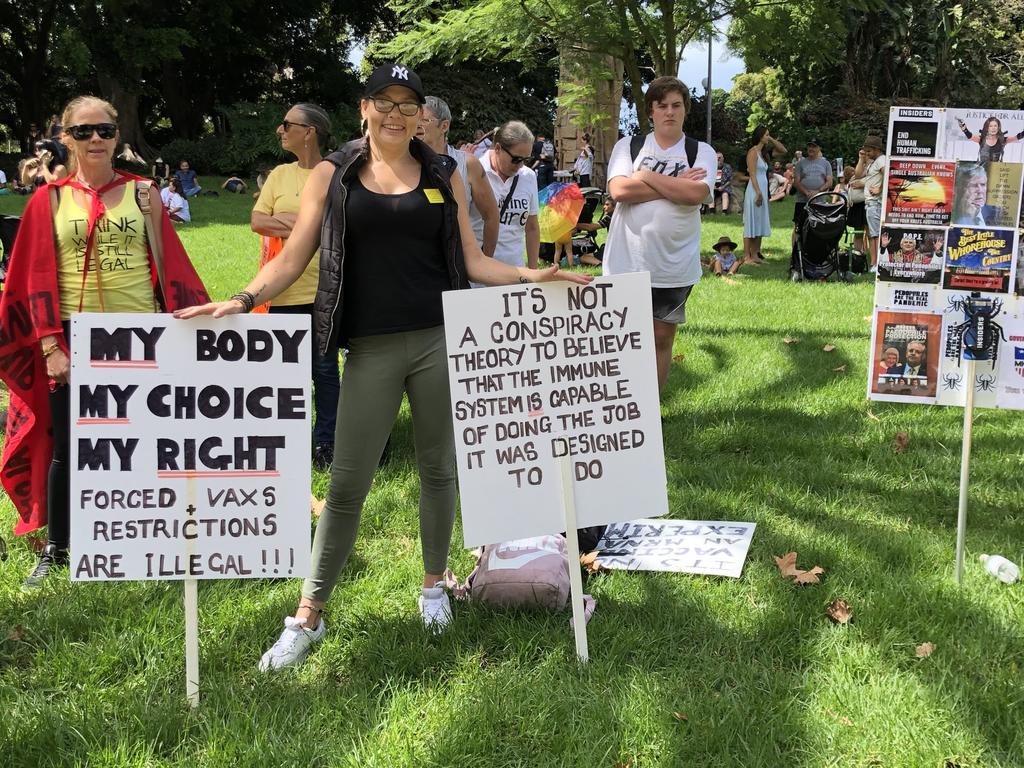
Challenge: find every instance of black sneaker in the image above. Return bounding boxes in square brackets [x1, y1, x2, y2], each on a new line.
[23, 543, 68, 590]
[312, 443, 334, 471]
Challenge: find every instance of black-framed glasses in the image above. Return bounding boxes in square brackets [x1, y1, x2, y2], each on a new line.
[68, 123, 117, 141]
[500, 144, 528, 165]
[280, 120, 311, 131]
[371, 98, 421, 117]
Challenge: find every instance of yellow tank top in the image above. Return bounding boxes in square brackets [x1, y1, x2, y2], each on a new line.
[55, 181, 158, 319]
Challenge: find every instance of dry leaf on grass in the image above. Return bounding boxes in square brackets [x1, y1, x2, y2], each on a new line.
[672, 711, 688, 722]
[6, 625, 25, 641]
[310, 494, 326, 518]
[773, 552, 825, 585]
[613, 760, 634, 768]
[580, 551, 607, 573]
[825, 598, 853, 624]
[832, 365, 847, 372]
[823, 344, 836, 352]
[783, 336, 800, 345]
[672, 353, 686, 362]
[826, 708, 854, 726]
[893, 432, 909, 453]
[915, 642, 936, 658]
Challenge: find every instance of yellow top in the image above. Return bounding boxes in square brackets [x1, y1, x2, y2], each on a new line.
[55, 181, 157, 320]
[253, 162, 320, 306]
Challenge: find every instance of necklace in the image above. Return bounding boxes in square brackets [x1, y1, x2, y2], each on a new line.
[74, 170, 118, 191]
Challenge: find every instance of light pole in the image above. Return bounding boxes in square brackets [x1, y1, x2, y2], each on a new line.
[703, 8, 713, 142]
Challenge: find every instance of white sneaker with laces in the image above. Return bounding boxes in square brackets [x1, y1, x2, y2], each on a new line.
[418, 586, 453, 633]
[258, 615, 325, 671]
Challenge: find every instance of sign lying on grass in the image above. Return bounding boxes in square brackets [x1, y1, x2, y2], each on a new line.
[70, 313, 312, 581]
[594, 519, 756, 577]
[443, 273, 667, 547]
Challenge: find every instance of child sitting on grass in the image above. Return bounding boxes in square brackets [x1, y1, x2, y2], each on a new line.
[711, 236, 740, 276]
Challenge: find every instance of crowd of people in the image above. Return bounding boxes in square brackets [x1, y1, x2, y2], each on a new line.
[1, 63, 887, 672]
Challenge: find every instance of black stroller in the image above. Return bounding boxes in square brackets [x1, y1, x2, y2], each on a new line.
[790, 191, 849, 282]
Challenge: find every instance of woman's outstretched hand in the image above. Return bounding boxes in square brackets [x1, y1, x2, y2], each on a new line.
[173, 299, 245, 319]
[527, 265, 594, 286]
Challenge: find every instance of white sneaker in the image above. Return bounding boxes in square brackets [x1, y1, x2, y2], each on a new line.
[869, 265, 878, 274]
[418, 586, 453, 633]
[258, 615, 325, 671]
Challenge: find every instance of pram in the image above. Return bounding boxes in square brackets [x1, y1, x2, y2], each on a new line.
[790, 191, 849, 282]
[539, 186, 604, 265]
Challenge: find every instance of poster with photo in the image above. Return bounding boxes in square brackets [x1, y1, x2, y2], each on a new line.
[942, 226, 1015, 293]
[1016, 236, 1024, 296]
[951, 162, 1022, 230]
[936, 295, 1001, 408]
[996, 316, 1024, 410]
[868, 311, 942, 403]
[943, 109, 1024, 163]
[877, 225, 944, 283]
[888, 107, 942, 159]
[884, 160, 955, 227]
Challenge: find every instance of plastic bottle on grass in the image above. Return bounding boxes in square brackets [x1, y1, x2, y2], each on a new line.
[979, 554, 1020, 584]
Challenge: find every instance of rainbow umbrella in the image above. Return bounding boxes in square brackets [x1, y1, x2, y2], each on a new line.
[538, 182, 584, 243]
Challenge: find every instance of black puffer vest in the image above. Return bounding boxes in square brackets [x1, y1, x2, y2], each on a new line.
[314, 137, 469, 355]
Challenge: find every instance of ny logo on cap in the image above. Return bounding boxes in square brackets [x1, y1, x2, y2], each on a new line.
[392, 65, 409, 80]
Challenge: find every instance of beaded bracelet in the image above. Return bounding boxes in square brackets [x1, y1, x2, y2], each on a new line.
[230, 291, 256, 313]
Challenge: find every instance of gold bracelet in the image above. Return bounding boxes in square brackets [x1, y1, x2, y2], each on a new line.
[41, 342, 60, 358]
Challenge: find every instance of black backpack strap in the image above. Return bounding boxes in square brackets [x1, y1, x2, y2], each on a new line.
[685, 136, 698, 169]
[629, 135, 645, 162]
[499, 174, 520, 219]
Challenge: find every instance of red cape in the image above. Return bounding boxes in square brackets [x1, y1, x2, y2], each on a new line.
[0, 172, 210, 535]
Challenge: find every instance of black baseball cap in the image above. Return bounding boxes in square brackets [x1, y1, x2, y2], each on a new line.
[363, 63, 425, 104]
[807, 137, 822, 147]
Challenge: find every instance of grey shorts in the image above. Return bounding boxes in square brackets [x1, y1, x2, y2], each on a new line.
[651, 285, 694, 324]
[865, 200, 882, 237]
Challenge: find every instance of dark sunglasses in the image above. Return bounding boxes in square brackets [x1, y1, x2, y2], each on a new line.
[371, 97, 421, 117]
[500, 144, 529, 165]
[280, 120, 311, 131]
[68, 123, 117, 141]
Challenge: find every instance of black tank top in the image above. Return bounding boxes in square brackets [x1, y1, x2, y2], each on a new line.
[341, 167, 449, 338]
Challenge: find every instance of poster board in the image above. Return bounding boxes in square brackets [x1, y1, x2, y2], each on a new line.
[868, 107, 1024, 408]
[443, 273, 668, 547]
[594, 519, 756, 577]
[70, 313, 312, 581]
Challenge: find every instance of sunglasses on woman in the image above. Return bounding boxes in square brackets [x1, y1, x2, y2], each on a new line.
[370, 98, 421, 117]
[67, 123, 117, 141]
[280, 120, 311, 131]
[500, 145, 529, 165]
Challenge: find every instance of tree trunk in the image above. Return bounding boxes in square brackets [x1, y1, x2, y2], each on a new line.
[97, 73, 156, 160]
[160, 61, 205, 140]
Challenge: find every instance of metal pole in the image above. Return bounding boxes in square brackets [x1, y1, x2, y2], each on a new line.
[706, 4, 713, 143]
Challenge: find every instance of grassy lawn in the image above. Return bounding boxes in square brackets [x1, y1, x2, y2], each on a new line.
[1, 180, 1022, 767]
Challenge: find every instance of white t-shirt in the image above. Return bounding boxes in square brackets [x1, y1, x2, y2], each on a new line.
[160, 186, 190, 222]
[863, 154, 886, 203]
[470, 150, 539, 274]
[0, 170, 7, 185]
[574, 147, 593, 177]
[602, 133, 717, 288]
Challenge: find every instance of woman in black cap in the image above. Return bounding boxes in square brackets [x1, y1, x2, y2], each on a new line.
[177, 63, 589, 670]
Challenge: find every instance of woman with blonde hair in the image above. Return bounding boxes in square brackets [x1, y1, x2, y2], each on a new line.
[0, 95, 208, 587]
[178, 63, 589, 670]
[251, 102, 340, 469]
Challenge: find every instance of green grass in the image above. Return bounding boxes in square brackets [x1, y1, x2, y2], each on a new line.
[1, 181, 1023, 767]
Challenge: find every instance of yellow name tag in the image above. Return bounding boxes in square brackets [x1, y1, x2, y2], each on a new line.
[423, 188, 444, 204]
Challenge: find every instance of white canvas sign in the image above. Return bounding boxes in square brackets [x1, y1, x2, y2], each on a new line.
[594, 519, 756, 577]
[70, 313, 312, 581]
[443, 273, 668, 547]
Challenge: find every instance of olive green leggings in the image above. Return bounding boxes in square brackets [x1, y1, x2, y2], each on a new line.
[302, 326, 457, 603]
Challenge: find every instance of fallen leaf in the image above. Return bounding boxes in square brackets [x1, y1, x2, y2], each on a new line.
[825, 598, 853, 624]
[310, 495, 326, 518]
[866, 410, 881, 421]
[6, 625, 25, 641]
[672, 711, 688, 722]
[823, 344, 836, 352]
[893, 431, 909, 453]
[672, 353, 686, 362]
[783, 336, 799, 345]
[613, 761, 634, 768]
[773, 552, 801, 578]
[915, 642, 935, 658]
[863, 315, 873, 322]
[794, 566, 825, 585]
[832, 365, 847, 372]
[826, 709, 853, 726]
[722, 276, 738, 285]
[580, 551, 607, 573]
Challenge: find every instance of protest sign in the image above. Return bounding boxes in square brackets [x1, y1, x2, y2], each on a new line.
[883, 160, 956, 227]
[942, 227, 1016, 293]
[942, 109, 1024, 164]
[997, 317, 1024, 409]
[443, 273, 667, 547]
[868, 310, 941, 403]
[878, 225, 945, 284]
[70, 313, 312, 582]
[594, 519, 756, 578]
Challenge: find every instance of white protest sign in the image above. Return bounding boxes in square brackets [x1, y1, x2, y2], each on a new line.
[443, 273, 667, 547]
[70, 313, 312, 582]
[594, 519, 756, 577]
